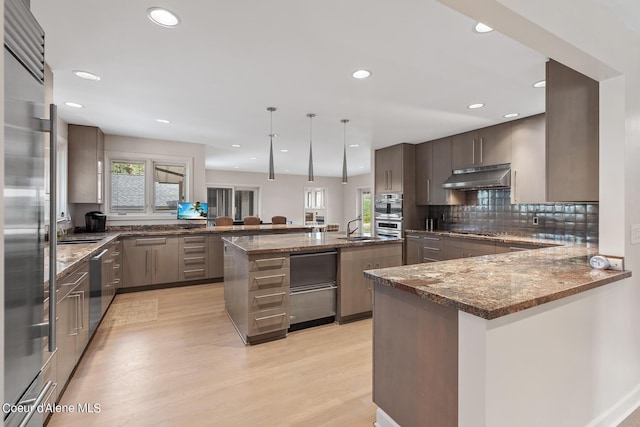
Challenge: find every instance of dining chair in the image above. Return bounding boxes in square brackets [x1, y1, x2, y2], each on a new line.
[215, 216, 233, 226]
[243, 216, 261, 225]
[271, 216, 287, 225]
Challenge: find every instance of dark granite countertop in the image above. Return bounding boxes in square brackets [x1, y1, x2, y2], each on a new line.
[222, 232, 402, 255]
[404, 229, 562, 247]
[364, 244, 631, 320]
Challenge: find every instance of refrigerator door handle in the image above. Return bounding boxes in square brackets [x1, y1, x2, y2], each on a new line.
[43, 104, 58, 352]
[17, 381, 53, 427]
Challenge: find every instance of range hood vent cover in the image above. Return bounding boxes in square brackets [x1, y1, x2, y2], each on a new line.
[442, 163, 511, 190]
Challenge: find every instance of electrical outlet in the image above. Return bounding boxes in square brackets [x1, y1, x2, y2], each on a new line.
[632, 224, 640, 245]
[532, 216, 539, 225]
[606, 256, 624, 271]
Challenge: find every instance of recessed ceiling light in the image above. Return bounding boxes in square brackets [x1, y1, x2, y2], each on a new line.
[352, 69, 371, 79]
[155, 118, 170, 124]
[503, 113, 519, 118]
[147, 7, 180, 28]
[72, 70, 100, 81]
[231, 144, 241, 148]
[64, 102, 83, 108]
[359, 166, 364, 169]
[349, 144, 359, 148]
[468, 103, 485, 109]
[473, 22, 494, 33]
[234, 166, 239, 169]
[533, 80, 546, 88]
[280, 149, 288, 153]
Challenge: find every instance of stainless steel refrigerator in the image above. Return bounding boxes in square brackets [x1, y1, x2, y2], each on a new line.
[4, 0, 56, 425]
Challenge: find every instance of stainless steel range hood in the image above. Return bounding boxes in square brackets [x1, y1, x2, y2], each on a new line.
[442, 163, 511, 190]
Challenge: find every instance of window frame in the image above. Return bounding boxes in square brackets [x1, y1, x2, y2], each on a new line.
[105, 151, 193, 219]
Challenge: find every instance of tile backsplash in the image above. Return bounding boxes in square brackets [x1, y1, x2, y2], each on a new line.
[427, 189, 598, 243]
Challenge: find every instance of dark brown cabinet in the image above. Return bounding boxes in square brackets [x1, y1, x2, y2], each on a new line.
[375, 144, 406, 193]
[546, 59, 599, 202]
[451, 123, 511, 170]
[511, 114, 546, 204]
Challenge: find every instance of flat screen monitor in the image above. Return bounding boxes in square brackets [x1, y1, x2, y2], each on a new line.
[177, 202, 208, 219]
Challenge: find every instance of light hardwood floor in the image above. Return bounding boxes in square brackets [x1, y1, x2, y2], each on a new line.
[47, 283, 377, 427]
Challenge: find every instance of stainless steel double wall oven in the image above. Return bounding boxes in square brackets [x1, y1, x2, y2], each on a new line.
[374, 193, 403, 238]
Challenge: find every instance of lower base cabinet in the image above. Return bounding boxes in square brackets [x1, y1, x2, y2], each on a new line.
[338, 243, 403, 322]
[122, 237, 179, 287]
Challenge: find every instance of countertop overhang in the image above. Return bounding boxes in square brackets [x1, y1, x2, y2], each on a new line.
[364, 237, 631, 320]
[222, 232, 402, 255]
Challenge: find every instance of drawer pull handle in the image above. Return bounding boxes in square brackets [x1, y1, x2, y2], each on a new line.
[423, 247, 441, 252]
[422, 236, 441, 241]
[254, 258, 286, 269]
[60, 271, 88, 287]
[255, 292, 286, 300]
[254, 274, 285, 286]
[254, 313, 286, 323]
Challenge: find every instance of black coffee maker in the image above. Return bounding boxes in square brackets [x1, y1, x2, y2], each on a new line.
[85, 211, 107, 233]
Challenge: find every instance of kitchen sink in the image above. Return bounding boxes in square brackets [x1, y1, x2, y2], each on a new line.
[57, 238, 102, 245]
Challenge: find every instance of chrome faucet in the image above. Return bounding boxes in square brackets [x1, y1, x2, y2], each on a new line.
[346, 216, 361, 237]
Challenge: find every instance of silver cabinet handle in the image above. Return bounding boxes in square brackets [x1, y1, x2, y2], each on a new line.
[422, 236, 441, 241]
[255, 291, 287, 300]
[513, 170, 517, 202]
[60, 271, 88, 288]
[472, 139, 476, 164]
[145, 250, 149, 276]
[388, 170, 392, 190]
[155, 249, 159, 276]
[254, 313, 287, 323]
[423, 247, 441, 252]
[427, 178, 431, 204]
[92, 248, 109, 260]
[17, 381, 53, 427]
[480, 137, 484, 163]
[69, 294, 79, 336]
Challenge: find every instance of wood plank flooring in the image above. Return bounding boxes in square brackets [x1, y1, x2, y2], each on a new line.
[47, 283, 376, 427]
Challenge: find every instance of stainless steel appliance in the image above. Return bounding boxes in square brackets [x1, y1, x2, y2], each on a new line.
[289, 250, 337, 329]
[4, 1, 56, 425]
[375, 193, 403, 238]
[442, 163, 511, 190]
[85, 211, 107, 233]
[89, 248, 109, 336]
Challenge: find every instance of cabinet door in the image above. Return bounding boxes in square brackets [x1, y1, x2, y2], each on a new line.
[430, 137, 462, 205]
[122, 245, 152, 287]
[415, 143, 431, 205]
[511, 114, 546, 204]
[451, 130, 478, 170]
[340, 248, 375, 318]
[375, 145, 404, 193]
[56, 294, 76, 386]
[68, 125, 104, 203]
[375, 149, 388, 194]
[152, 244, 179, 284]
[75, 276, 90, 360]
[405, 234, 423, 265]
[208, 235, 225, 278]
[478, 123, 511, 166]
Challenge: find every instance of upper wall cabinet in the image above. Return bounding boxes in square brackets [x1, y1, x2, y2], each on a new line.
[375, 143, 415, 195]
[511, 114, 546, 204]
[546, 59, 599, 202]
[451, 123, 511, 170]
[415, 137, 463, 206]
[68, 124, 104, 204]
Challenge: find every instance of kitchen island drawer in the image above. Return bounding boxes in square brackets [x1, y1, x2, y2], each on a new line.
[247, 307, 290, 337]
[249, 287, 290, 312]
[181, 235, 206, 245]
[248, 271, 290, 291]
[249, 254, 290, 272]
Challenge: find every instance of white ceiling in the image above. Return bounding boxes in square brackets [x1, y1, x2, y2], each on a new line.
[31, 0, 550, 178]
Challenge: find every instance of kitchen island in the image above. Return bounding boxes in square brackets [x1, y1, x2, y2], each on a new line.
[364, 244, 631, 427]
[222, 232, 403, 344]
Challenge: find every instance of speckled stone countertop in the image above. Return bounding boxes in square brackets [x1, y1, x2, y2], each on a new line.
[223, 232, 402, 255]
[364, 244, 631, 320]
[405, 229, 562, 247]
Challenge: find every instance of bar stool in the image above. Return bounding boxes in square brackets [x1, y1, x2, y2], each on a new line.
[271, 216, 287, 225]
[243, 216, 261, 225]
[215, 216, 233, 226]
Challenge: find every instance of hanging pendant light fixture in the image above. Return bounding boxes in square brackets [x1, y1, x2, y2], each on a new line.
[307, 113, 316, 182]
[267, 107, 276, 181]
[341, 119, 349, 184]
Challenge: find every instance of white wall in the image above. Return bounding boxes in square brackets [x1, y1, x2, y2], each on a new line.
[206, 169, 370, 229]
[440, 0, 640, 423]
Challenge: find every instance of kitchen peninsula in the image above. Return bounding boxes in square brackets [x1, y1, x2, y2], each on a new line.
[364, 244, 631, 427]
[222, 233, 402, 344]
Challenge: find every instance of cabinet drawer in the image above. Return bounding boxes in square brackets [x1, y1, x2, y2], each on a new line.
[125, 237, 178, 247]
[181, 268, 208, 281]
[182, 245, 207, 255]
[444, 237, 495, 259]
[248, 271, 290, 291]
[182, 235, 206, 244]
[182, 255, 207, 266]
[247, 307, 290, 337]
[249, 254, 290, 272]
[249, 287, 290, 312]
[421, 234, 444, 250]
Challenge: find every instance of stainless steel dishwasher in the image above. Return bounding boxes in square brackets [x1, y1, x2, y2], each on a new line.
[289, 250, 337, 330]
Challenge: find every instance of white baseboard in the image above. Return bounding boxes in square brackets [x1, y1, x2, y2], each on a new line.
[588, 383, 640, 427]
[375, 408, 401, 427]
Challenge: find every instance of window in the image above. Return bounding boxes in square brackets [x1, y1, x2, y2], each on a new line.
[206, 186, 260, 221]
[304, 187, 327, 224]
[358, 188, 372, 234]
[153, 162, 185, 211]
[111, 161, 145, 212]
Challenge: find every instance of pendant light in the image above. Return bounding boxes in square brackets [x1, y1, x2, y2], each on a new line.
[341, 119, 349, 184]
[267, 107, 276, 181]
[307, 113, 315, 182]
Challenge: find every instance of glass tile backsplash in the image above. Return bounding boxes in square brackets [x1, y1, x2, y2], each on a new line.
[427, 189, 598, 243]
